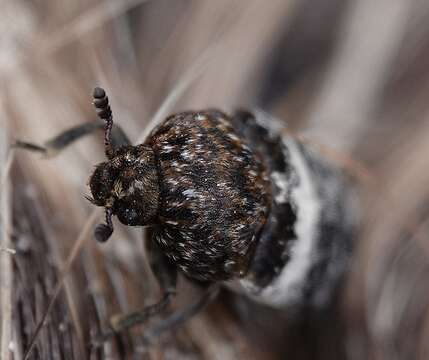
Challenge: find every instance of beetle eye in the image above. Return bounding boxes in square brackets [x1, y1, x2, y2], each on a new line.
[114, 199, 139, 226]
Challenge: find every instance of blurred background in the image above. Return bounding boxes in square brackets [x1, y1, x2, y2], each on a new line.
[1, 0, 429, 359]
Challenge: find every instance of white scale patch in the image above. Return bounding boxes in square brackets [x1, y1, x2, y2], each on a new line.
[182, 189, 196, 198]
[238, 113, 322, 308]
[270, 171, 289, 203]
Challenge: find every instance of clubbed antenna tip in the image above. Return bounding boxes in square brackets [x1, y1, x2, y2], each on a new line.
[93, 86, 105, 99]
[94, 208, 114, 243]
[92, 86, 114, 159]
[94, 223, 113, 243]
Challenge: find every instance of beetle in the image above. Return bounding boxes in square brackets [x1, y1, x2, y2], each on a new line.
[15, 87, 357, 345]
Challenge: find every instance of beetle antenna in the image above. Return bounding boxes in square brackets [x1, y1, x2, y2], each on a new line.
[93, 87, 114, 159]
[94, 207, 114, 243]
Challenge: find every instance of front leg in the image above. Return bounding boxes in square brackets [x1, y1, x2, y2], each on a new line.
[13, 120, 130, 158]
[136, 228, 220, 347]
[140, 283, 220, 347]
[93, 227, 178, 345]
[93, 228, 220, 348]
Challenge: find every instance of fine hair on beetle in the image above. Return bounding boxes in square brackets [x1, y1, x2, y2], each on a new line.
[88, 87, 271, 282]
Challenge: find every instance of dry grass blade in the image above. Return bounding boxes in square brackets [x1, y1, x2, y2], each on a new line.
[136, 26, 231, 144]
[36, 0, 150, 56]
[0, 149, 14, 192]
[23, 210, 99, 360]
[0, 247, 16, 255]
[0, 136, 13, 360]
[305, 0, 412, 150]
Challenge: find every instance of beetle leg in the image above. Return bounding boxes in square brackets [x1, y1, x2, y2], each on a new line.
[93, 228, 178, 345]
[139, 283, 220, 348]
[13, 120, 130, 158]
[94, 293, 174, 346]
[94, 282, 219, 349]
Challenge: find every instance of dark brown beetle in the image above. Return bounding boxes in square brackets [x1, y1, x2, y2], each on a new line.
[15, 87, 356, 346]
[90, 87, 271, 282]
